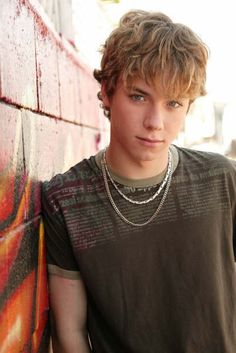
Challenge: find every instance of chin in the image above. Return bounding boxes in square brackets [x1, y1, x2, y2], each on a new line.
[137, 152, 160, 163]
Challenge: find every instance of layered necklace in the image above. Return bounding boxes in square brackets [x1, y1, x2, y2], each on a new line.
[101, 149, 173, 227]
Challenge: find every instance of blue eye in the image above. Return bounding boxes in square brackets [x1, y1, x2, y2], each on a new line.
[130, 94, 145, 102]
[168, 100, 182, 108]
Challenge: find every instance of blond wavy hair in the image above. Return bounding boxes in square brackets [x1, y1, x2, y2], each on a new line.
[94, 10, 209, 118]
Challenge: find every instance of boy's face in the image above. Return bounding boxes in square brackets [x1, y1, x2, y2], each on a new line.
[102, 77, 190, 168]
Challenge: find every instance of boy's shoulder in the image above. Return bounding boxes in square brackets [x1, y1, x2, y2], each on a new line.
[176, 145, 236, 170]
[173, 146, 236, 186]
[42, 154, 99, 196]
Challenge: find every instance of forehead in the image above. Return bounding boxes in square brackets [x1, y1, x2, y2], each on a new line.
[124, 77, 189, 99]
[126, 78, 156, 93]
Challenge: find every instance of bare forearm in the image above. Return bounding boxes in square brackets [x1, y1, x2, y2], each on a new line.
[51, 330, 92, 353]
[48, 275, 90, 353]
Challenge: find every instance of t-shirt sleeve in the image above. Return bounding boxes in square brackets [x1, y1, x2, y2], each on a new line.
[233, 194, 236, 262]
[41, 181, 80, 279]
[233, 222, 236, 262]
[229, 159, 236, 262]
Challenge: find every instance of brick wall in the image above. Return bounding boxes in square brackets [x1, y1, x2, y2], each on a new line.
[0, 0, 109, 351]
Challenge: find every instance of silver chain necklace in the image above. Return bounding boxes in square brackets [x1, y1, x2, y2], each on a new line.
[101, 150, 173, 227]
[102, 149, 172, 205]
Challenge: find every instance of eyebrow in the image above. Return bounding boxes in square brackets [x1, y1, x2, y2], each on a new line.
[129, 86, 149, 96]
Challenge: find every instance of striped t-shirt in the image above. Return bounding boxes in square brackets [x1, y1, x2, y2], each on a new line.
[42, 145, 236, 353]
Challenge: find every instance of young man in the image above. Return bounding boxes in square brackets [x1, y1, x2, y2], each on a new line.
[42, 10, 236, 353]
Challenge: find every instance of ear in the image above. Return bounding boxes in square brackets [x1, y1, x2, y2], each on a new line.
[101, 83, 110, 107]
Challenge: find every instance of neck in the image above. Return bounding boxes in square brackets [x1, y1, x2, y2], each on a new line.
[105, 145, 170, 180]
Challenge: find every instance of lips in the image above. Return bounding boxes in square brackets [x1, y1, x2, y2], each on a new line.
[137, 136, 164, 143]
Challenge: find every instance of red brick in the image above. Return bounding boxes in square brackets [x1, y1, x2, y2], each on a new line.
[21, 111, 83, 182]
[22, 111, 63, 182]
[59, 121, 83, 169]
[81, 126, 100, 159]
[77, 68, 87, 125]
[89, 77, 101, 128]
[35, 24, 60, 117]
[58, 49, 80, 123]
[0, 1, 37, 109]
[78, 68, 100, 128]
[0, 103, 24, 228]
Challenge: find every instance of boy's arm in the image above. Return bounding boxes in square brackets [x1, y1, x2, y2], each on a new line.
[48, 274, 91, 353]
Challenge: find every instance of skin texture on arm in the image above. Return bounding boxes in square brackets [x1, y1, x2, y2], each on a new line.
[48, 274, 91, 353]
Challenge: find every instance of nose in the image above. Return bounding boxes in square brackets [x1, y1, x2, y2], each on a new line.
[143, 104, 164, 130]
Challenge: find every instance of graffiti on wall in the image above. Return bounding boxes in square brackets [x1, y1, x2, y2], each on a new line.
[0, 0, 106, 350]
[0, 105, 49, 352]
[0, 101, 99, 352]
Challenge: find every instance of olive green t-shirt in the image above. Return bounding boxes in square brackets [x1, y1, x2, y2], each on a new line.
[42, 145, 236, 353]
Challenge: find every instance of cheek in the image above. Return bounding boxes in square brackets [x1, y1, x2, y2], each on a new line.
[166, 116, 185, 133]
[111, 104, 134, 125]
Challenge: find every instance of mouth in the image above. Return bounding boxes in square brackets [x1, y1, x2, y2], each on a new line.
[136, 136, 164, 145]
